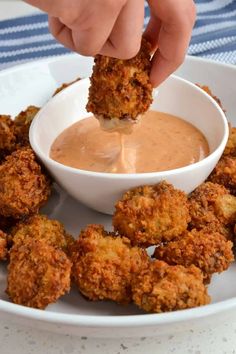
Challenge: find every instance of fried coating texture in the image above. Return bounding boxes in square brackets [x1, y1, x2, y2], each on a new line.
[208, 156, 236, 196]
[0, 147, 51, 218]
[153, 229, 234, 282]
[131, 260, 210, 313]
[86, 39, 153, 122]
[53, 78, 81, 96]
[0, 115, 16, 161]
[188, 182, 236, 230]
[113, 182, 190, 247]
[0, 230, 7, 261]
[14, 106, 40, 146]
[197, 85, 224, 111]
[7, 238, 71, 309]
[71, 224, 149, 304]
[224, 127, 236, 157]
[11, 214, 74, 254]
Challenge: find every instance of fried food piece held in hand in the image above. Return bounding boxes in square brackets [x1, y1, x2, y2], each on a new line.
[7, 238, 71, 309]
[0, 147, 51, 219]
[11, 214, 74, 255]
[131, 260, 210, 313]
[113, 181, 190, 247]
[0, 115, 16, 161]
[188, 182, 236, 230]
[208, 156, 236, 196]
[86, 39, 153, 132]
[153, 228, 234, 283]
[0, 230, 7, 261]
[14, 106, 40, 146]
[224, 127, 236, 157]
[71, 224, 149, 304]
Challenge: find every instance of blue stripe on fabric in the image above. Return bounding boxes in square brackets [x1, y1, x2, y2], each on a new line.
[197, 1, 236, 16]
[0, 47, 70, 64]
[0, 13, 47, 29]
[0, 26, 49, 40]
[0, 39, 59, 52]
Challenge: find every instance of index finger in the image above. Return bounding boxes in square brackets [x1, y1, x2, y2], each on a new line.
[144, 0, 196, 87]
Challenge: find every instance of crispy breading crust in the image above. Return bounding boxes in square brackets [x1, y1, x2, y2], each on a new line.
[188, 182, 236, 229]
[208, 156, 236, 196]
[153, 228, 234, 283]
[0, 230, 7, 261]
[197, 85, 225, 111]
[0, 147, 51, 218]
[224, 127, 236, 157]
[11, 214, 74, 255]
[113, 181, 190, 247]
[70, 224, 149, 304]
[86, 39, 153, 121]
[0, 115, 16, 161]
[7, 238, 71, 309]
[53, 78, 81, 96]
[131, 260, 210, 313]
[14, 106, 40, 146]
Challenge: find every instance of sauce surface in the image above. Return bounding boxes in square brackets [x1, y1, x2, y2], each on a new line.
[50, 111, 209, 173]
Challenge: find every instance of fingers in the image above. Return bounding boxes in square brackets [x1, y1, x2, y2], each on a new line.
[146, 0, 196, 87]
[100, 0, 145, 59]
[49, 17, 75, 52]
[65, 1, 125, 57]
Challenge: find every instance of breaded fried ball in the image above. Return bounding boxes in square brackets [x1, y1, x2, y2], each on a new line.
[197, 85, 224, 111]
[11, 214, 74, 255]
[224, 127, 236, 157]
[53, 78, 81, 96]
[86, 39, 153, 127]
[0, 115, 16, 160]
[188, 182, 236, 230]
[208, 156, 236, 196]
[71, 224, 149, 304]
[14, 106, 40, 146]
[153, 228, 234, 283]
[113, 182, 190, 247]
[131, 260, 210, 313]
[7, 238, 71, 309]
[0, 230, 7, 261]
[0, 147, 51, 218]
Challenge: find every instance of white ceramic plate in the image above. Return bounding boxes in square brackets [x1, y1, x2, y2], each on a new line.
[0, 55, 235, 338]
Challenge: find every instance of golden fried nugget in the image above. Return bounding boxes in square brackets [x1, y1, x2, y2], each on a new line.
[0, 230, 7, 261]
[153, 228, 234, 283]
[224, 127, 236, 157]
[132, 260, 210, 313]
[208, 156, 236, 196]
[113, 182, 190, 247]
[70, 224, 149, 304]
[0, 147, 51, 218]
[188, 182, 236, 230]
[12, 214, 74, 255]
[7, 238, 71, 309]
[53, 78, 81, 96]
[0, 115, 16, 161]
[14, 106, 40, 146]
[86, 39, 153, 129]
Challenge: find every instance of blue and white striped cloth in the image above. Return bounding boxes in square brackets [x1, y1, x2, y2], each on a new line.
[0, 0, 236, 70]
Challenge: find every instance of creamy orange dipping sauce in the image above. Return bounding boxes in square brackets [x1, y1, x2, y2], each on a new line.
[50, 111, 209, 174]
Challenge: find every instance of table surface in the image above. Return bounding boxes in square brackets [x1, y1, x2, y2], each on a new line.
[1, 2, 236, 353]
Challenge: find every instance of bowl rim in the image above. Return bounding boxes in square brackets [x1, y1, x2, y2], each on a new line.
[29, 75, 229, 179]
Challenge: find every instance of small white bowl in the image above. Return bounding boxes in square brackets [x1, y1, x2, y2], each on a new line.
[30, 76, 228, 214]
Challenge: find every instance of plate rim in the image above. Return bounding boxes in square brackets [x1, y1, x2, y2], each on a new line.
[0, 54, 236, 328]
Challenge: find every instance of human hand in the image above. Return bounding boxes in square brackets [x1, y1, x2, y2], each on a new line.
[24, 0, 196, 87]
[24, 0, 145, 59]
[144, 0, 196, 86]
